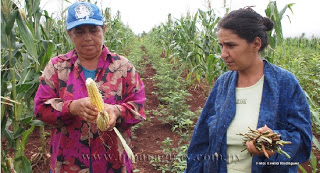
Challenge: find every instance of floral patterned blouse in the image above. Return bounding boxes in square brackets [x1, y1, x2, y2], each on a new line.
[34, 46, 145, 173]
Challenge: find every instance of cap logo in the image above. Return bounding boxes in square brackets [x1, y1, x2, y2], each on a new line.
[74, 4, 93, 19]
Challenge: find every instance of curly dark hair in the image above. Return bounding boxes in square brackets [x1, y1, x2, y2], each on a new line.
[218, 7, 274, 51]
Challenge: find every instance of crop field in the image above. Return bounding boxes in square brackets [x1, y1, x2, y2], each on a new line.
[1, 0, 319, 173]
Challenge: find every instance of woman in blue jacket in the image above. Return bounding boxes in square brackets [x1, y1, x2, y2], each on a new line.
[186, 8, 312, 173]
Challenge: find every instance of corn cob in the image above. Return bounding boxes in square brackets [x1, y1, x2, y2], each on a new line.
[238, 126, 292, 159]
[85, 78, 135, 163]
[86, 78, 109, 131]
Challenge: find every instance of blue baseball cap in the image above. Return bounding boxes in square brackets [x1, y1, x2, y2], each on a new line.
[67, 2, 104, 30]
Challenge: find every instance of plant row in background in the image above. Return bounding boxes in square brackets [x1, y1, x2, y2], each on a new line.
[147, 9, 226, 86]
[141, 37, 200, 173]
[146, 0, 320, 134]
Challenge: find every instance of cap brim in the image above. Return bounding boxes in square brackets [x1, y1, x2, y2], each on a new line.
[67, 19, 103, 30]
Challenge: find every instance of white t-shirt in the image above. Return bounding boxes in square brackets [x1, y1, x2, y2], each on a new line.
[227, 75, 264, 173]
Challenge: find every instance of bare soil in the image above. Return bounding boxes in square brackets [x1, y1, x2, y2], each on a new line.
[24, 126, 51, 173]
[132, 63, 180, 172]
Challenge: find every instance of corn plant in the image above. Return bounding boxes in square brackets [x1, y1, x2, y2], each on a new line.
[265, 1, 295, 47]
[146, 8, 228, 86]
[1, 3, 35, 173]
[264, 1, 295, 62]
[284, 35, 320, 51]
[104, 8, 136, 56]
[142, 37, 199, 172]
[147, 60, 195, 171]
[1, 0, 56, 172]
[171, 12, 203, 81]
[197, 9, 226, 85]
[158, 14, 176, 59]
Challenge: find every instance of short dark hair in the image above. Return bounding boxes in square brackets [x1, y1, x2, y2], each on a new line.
[218, 8, 274, 51]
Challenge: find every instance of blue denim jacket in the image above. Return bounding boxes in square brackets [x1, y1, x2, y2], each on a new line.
[186, 60, 312, 173]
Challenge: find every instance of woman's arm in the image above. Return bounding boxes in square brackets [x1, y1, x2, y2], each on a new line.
[256, 74, 312, 163]
[114, 62, 146, 130]
[272, 82, 312, 163]
[34, 59, 75, 126]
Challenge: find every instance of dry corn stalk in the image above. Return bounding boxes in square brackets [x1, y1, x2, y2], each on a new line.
[85, 78, 135, 163]
[238, 126, 292, 159]
[7, 157, 17, 173]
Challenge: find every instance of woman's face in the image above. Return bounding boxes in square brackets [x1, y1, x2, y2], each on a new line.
[67, 24, 105, 60]
[218, 28, 260, 72]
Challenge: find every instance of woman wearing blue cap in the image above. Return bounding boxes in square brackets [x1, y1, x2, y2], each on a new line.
[185, 8, 312, 173]
[34, 2, 145, 173]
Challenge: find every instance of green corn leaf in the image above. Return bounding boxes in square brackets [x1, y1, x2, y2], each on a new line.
[30, 119, 45, 126]
[279, 3, 295, 19]
[21, 125, 35, 151]
[5, 10, 18, 36]
[18, 53, 34, 85]
[21, 156, 32, 173]
[13, 126, 24, 139]
[16, 84, 33, 93]
[4, 126, 14, 147]
[30, 0, 41, 16]
[312, 135, 320, 151]
[298, 165, 307, 173]
[40, 40, 55, 70]
[310, 152, 317, 171]
[20, 115, 33, 125]
[1, 112, 8, 137]
[40, 24, 49, 40]
[16, 9, 38, 62]
[11, 43, 25, 60]
[23, 83, 38, 101]
[34, 11, 42, 40]
[1, 13, 8, 48]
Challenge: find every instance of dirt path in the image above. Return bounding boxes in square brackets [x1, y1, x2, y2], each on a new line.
[131, 46, 208, 172]
[132, 63, 181, 172]
[25, 126, 51, 173]
[131, 47, 182, 172]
